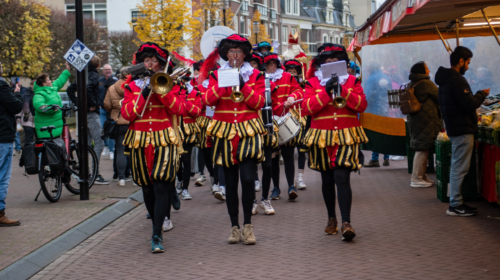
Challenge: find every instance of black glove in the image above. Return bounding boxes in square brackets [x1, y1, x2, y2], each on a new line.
[141, 84, 150, 99]
[325, 75, 338, 94]
[239, 75, 245, 88]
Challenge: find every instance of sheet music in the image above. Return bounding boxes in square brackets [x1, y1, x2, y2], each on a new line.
[206, 106, 215, 117]
[321, 61, 348, 80]
[217, 68, 239, 88]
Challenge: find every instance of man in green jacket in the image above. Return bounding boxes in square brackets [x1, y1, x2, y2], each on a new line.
[33, 62, 71, 139]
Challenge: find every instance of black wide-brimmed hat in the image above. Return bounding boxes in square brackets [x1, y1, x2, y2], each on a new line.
[217, 34, 253, 61]
[284, 59, 303, 74]
[262, 52, 282, 68]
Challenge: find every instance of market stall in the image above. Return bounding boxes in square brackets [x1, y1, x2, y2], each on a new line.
[349, 0, 500, 203]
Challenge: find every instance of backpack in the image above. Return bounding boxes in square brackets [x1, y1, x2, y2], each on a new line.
[399, 80, 424, 115]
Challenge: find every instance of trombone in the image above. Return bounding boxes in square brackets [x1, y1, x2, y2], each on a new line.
[230, 60, 244, 102]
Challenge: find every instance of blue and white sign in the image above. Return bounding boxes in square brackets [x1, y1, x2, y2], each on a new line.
[63, 39, 95, 72]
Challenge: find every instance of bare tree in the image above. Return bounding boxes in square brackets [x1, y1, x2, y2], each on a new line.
[108, 31, 140, 70]
[44, 11, 107, 81]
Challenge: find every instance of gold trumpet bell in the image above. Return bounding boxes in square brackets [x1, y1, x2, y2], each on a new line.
[150, 72, 173, 95]
[333, 96, 347, 108]
[231, 89, 244, 102]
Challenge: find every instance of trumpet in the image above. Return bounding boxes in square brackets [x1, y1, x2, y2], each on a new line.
[331, 73, 346, 109]
[230, 60, 244, 103]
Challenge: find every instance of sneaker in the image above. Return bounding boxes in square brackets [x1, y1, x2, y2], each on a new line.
[270, 187, 281, 200]
[214, 190, 226, 201]
[341, 222, 356, 241]
[255, 180, 261, 192]
[446, 205, 476, 217]
[288, 185, 298, 200]
[112, 174, 119, 182]
[172, 191, 181, 210]
[228, 226, 242, 244]
[251, 200, 259, 215]
[94, 175, 109, 185]
[242, 224, 256, 245]
[210, 176, 215, 186]
[151, 235, 164, 253]
[146, 213, 151, 219]
[260, 199, 275, 215]
[279, 156, 284, 165]
[118, 179, 126, 187]
[423, 175, 434, 185]
[175, 180, 182, 194]
[410, 180, 433, 188]
[295, 178, 307, 190]
[211, 183, 219, 194]
[463, 204, 478, 212]
[195, 175, 206, 186]
[101, 146, 109, 157]
[325, 217, 338, 235]
[181, 189, 192, 200]
[364, 160, 380, 167]
[163, 217, 173, 232]
[124, 177, 133, 182]
[13, 150, 22, 156]
[109, 152, 114, 160]
[383, 159, 390, 166]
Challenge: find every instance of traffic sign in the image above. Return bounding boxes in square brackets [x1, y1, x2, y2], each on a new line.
[63, 39, 95, 72]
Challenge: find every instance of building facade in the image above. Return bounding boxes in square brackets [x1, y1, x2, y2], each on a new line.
[279, 0, 315, 54]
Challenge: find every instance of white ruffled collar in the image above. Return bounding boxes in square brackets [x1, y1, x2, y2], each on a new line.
[220, 62, 254, 82]
[202, 79, 209, 88]
[134, 78, 150, 89]
[266, 68, 284, 82]
[314, 70, 349, 87]
[186, 82, 193, 93]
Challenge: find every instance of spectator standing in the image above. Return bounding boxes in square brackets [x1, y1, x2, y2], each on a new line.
[99, 64, 118, 160]
[16, 80, 36, 147]
[407, 62, 441, 188]
[12, 80, 23, 155]
[0, 61, 23, 226]
[435, 46, 489, 217]
[66, 56, 108, 184]
[103, 67, 131, 186]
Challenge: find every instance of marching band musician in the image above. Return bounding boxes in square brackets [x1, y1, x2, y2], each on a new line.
[256, 41, 272, 54]
[261, 52, 303, 201]
[199, 34, 266, 245]
[301, 43, 368, 242]
[175, 73, 202, 201]
[249, 52, 265, 72]
[284, 59, 309, 190]
[121, 42, 186, 253]
[196, 61, 225, 200]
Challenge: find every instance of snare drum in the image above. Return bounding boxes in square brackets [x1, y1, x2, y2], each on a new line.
[277, 112, 301, 145]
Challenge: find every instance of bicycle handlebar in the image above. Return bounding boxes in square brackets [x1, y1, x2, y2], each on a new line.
[41, 104, 75, 113]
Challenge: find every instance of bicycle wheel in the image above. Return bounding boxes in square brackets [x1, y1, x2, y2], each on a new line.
[38, 167, 62, 203]
[66, 144, 98, 193]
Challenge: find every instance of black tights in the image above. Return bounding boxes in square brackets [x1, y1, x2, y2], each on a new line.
[320, 168, 352, 223]
[177, 144, 193, 190]
[202, 147, 218, 184]
[198, 147, 205, 175]
[216, 164, 225, 186]
[260, 147, 273, 199]
[279, 146, 295, 187]
[224, 159, 257, 228]
[297, 147, 306, 170]
[142, 180, 174, 236]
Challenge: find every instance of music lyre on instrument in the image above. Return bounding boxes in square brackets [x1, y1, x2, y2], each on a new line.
[230, 60, 244, 102]
[262, 73, 274, 134]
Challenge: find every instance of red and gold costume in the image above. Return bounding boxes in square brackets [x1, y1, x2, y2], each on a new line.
[302, 74, 368, 171]
[121, 79, 185, 186]
[180, 83, 201, 144]
[203, 69, 266, 167]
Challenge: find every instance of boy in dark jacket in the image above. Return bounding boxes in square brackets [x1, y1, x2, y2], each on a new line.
[0, 62, 23, 226]
[435, 46, 489, 217]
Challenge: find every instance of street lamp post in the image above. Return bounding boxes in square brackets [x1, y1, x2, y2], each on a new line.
[253, 21, 259, 44]
[222, 0, 228, 26]
[75, 0, 89, 200]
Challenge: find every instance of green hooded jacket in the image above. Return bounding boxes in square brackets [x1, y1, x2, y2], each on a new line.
[33, 70, 71, 139]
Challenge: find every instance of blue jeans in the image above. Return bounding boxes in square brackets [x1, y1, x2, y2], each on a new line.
[0, 143, 14, 211]
[14, 131, 21, 151]
[449, 134, 474, 207]
[99, 108, 114, 152]
[371, 153, 390, 161]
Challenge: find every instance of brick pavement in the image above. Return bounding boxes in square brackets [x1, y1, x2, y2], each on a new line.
[30, 152, 500, 279]
[0, 143, 140, 271]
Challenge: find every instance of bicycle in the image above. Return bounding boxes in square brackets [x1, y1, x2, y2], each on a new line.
[35, 104, 98, 202]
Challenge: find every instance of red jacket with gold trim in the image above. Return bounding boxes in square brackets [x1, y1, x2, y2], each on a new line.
[184, 87, 202, 124]
[197, 83, 207, 118]
[121, 80, 186, 135]
[203, 69, 265, 124]
[271, 72, 303, 116]
[302, 75, 367, 130]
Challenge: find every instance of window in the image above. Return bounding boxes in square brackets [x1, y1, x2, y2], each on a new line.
[269, 0, 273, 8]
[240, 16, 246, 34]
[371, 0, 376, 14]
[257, 5, 268, 17]
[294, 0, 299, 15]
[323, 35, 328, 43]
[291, 27, 296, 35]
[330, 36, 333, 43]
[66, 4, 107, 27]
[270, 24, 274, 39]
[242, 1, 249, 12]
[286, 0, 291, 14]
[283, 27, 288, 42]
[131, 10, 144, 24]
[271, 10, 277, 19]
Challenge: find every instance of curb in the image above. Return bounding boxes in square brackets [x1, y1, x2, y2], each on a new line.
[0, 190, 144, 280]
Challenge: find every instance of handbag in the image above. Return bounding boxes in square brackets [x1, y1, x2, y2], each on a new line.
[102, 112, 120, 140]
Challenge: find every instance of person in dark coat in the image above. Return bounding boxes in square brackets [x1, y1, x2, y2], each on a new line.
[407, 62, 441, 187]
[435, 46, 489, 217]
